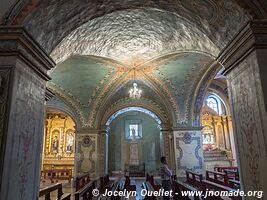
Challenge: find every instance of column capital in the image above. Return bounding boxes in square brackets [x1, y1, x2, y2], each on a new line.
[217, 19, 267, 75]
[0, 26, 55, 80]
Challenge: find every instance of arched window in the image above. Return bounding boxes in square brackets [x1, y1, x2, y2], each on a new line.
[207, 97, 219, 113]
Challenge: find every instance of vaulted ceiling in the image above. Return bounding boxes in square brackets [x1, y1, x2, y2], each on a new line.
[1, 0, 265, 128]
[47, 52, 214, 128]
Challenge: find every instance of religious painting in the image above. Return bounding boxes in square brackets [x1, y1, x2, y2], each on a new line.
[51, 130, 60, 153]
[65, 129, 74, 153]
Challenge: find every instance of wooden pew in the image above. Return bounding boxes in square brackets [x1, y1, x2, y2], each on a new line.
[201, 180, 241, 200]
[141, 181, 157, 200]
[185, 171, 203, 189]
[229, 179, 241, 189]
[100, 174, 113, 193]
[39, 183, 71, 200]
[41, 169, 72, 183]
[75, 173, 90, 191]
[214, 167, 239, 180]
[214, 167, 238, 173]
[206, 170, 230, 187]
[146, 173, 161, 191]
[75, 180, 97, 200]
[124, 176, 136, 191]
[101, 178, 122, 200]
[172, 180, 199, 200]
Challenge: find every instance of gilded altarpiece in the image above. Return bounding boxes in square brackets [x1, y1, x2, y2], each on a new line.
[201, 105, 235, 160]
[42, 114, 75, 175]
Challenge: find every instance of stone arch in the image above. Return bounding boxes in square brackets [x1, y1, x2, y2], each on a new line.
[207, 87, 231, 116]
[99, 98, 171, 130]
[191, 62, 223, 126]
[45, 105, 79, 128]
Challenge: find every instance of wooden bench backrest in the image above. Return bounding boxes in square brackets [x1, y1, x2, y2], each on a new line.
[75, 180, 96, 200]
[206, 170, 229, 187]
[39, 183, 63, 200]
[75, 172, 90, 191]
[186, 171, 203, 188]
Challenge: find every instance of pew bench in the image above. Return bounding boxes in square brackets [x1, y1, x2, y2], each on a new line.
[185, 171, 203, 189]
[172, 180, 199, 200]
[201, 180, 241, 200]
[206, 170, 230, 187]
[146, 173, 161, 191]
[100, 175, 113, 193]
[75, 180, 98, 200]
[141, 182, 158, 200]
[39, 183, 71, 200]
[229, 179, 241, 189]
[41, 170, 72, 183]
[75, 173, 90, 191]
[214, 167, 239, 180]
[101, 178, 122, 200]
[124, 176, 136, 191]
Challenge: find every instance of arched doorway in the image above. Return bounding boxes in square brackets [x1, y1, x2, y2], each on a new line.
[40, 108, 76, 185]
[105, 107, 163, 177]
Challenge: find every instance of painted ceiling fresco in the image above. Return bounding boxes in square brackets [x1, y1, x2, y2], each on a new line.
[47, 52, 213, 128]
[24, 0, 255, 128]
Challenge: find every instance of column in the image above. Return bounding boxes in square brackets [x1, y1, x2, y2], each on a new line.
[161, 125, 172, 170]
[99, 126, 108, 176]
[0, 27, 55, 200]
[223, 116, 232, 151]
[173, 128, 204, 177]
[75, 128, 99, 178]
[218, 20, 267, 195]
[227, 117, 237, 166]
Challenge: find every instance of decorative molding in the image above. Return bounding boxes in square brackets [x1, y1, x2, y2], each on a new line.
[192, 61, 221, 126]
[47, 83, 86, 127]
[217, 19, 267, 75]
[0, 26, 55, 80]
[0, 67, 12, 189]
[45, 88, 54, 101]
[99, 97, 170, 129]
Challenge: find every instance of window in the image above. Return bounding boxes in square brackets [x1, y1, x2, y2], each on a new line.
[125, 120, 142, 139]
[207, 97, 219, 113]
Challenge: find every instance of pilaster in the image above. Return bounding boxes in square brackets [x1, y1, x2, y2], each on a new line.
[0, 26, 55, 200]
[75, 128, 98, 178]
[218, 19, 267, 196]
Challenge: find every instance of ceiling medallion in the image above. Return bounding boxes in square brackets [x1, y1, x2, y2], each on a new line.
[129, 68, 142, 99]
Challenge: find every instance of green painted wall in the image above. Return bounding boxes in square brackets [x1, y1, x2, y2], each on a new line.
[108, 111, 161, 174]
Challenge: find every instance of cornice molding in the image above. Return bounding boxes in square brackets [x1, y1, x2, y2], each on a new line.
[45, 88, 54, 101]
[217, 19, 267, 76]
[0, 26, 55, 80]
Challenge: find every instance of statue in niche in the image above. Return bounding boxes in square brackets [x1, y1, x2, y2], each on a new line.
[66, 133, 74, 152]
[52, 136, 59, 152]
[131, 127, 136, 140]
